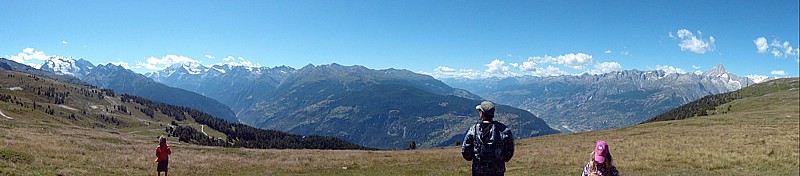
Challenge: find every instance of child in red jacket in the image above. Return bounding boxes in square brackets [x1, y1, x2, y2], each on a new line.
[155, 136, 172, 176]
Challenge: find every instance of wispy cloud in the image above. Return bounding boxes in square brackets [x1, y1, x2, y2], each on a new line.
[754, 37, 799, 59]
[426, 66, 481, 79]
[61, 40, 68, 44]
[213, 56, 262, 68]
[669, 29, 715, 54]
[770, 70, 787, 76]
[691, 65, 701, 69]
[204, 54, 215, 59]
[430, 52, 623, 79]
[770, 40, 798, 58]
[604, 50, 612, 54]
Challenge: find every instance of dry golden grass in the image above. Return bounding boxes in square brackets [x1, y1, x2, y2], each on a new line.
[1, 87, 797, 175]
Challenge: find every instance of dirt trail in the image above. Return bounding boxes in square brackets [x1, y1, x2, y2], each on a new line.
[58, 105, 79, 111]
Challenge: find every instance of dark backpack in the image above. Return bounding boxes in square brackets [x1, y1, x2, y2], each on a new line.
[473, 123, 504, 162]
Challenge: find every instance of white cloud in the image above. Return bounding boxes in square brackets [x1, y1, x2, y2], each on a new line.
[135, 55, 202, 71]
[604, 50, 612, 54]
[771, 49, 782, 57]
[435, 66, 455, 72]
[691, 65, 701, 69]
[527, 53, 594, 69]
[485, 59, 511, 73]
[587, 62, 622, 75]
[109, 62, 131, 69]
[652, 65, 686, 75]
[755, 37, 799, 59]
[770, 70, 787, 75]
[557, 53, 593, 69]
[213, 56, 262, 68]
[61, 40, 68, 44]
[427, 66, 481, 79]
[754, 37, 768, 53]
[530, 65, 568, 77]
[517, 61, 537, 71]
[770, 40, 799, 58]
[204, 54, 215, 59]
[432, 53, 610, 79]
[222, 56, 237, 61]
[670, 29, 715, 54]
[9, 48, 53, 67]
[620, 51, 630, 56]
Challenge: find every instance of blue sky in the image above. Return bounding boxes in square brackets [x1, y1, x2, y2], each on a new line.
[1, 0, 798, 78]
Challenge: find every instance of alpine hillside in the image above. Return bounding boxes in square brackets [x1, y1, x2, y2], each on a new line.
[146, 63, 557, 149]
[0, 67, 368, 152]
[642, 77, 799, 123]
[441, 64, 762, 132]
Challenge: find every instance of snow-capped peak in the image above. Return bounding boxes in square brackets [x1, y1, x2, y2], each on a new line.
[165, 62, 207, 75]
[745, 75, 774, 84]
[703, 64, 729, 78]
[39, 56, 94, 77]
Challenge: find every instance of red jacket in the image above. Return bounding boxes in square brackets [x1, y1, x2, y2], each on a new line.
[155, 144, 171, 161]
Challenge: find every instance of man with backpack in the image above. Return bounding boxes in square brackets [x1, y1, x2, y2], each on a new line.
[461, 101, 515, 176]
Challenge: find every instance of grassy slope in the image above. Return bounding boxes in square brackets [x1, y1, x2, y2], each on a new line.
[1, 75, 798, 175]
[644, 78, 799, 123]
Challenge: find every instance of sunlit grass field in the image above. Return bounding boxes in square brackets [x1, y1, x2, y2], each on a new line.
[2, 85, 798, 175]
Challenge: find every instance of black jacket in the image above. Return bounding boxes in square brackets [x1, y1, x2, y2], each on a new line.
[461, 121, 514, 162]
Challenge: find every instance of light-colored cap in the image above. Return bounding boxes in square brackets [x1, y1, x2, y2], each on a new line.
[475, 101, 495, 112]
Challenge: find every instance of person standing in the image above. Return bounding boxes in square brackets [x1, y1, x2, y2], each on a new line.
[461, 101, 515, 176]
[155, 136, 172, 176]
[582, 140, 619, 176]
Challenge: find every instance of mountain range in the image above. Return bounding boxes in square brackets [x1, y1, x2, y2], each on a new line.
[441, 64, 762, 132]
[145, 62, 556, 148]
[2, 57, 239, 122]
[14, 56, 557, 149]
[9, 55, 769, 147]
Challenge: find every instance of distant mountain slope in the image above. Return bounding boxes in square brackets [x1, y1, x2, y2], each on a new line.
[244, 83, 557, 148]
[642, 77, 799, 123]
[26, 57, 238, 123]
[149, 63, 551, 149]
[82, 64, 238, 122]
[441, 64, 759, 132]
[145, 63, 294, 115]
[0, 68, 369, 150]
